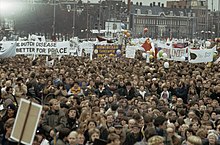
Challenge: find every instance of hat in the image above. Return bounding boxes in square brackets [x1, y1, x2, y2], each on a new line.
[7, 103, 16, 110]
[114, 123, 123, 128]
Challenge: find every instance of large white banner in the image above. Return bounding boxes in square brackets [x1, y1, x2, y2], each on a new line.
[0, 41, 17, 58]
[16, 41, 70, 55]
[189, 49, 213, 63]
[170, 48, 187, 61]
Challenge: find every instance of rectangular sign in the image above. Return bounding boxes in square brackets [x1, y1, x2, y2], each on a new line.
[93, 44, 122, 57]
[16, 41, 70, 55]
[189, 49, 213, 63]
[11, 99, 42, 145]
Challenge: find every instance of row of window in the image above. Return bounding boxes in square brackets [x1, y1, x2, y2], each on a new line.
[135, 18, 189, 25]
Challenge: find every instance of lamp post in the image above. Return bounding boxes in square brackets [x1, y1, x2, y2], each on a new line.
[67, 0, 78, 38]
[52, 0, 56, 36]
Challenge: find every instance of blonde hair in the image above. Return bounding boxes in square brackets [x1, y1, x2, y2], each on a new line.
[147, 135, 164, 145]
[68, 131, 78, 138]
[187, 135, 202, 145]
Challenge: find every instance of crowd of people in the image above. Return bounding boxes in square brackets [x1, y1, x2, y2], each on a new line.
[0, 53, 220, 145]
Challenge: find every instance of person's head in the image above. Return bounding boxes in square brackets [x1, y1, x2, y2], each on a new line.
[67, 107, 78, 119]
[147, 135, 164, 145]
[89, 128, 100, 142]
[207, 132, 218, 145]
[87, 119, 97, 130]
[77, 132, 85, 145]
[144, 127, 157, 141]
[114, 123, 123, 134]
[132, 123, 141, 134]
[108, 133, 120, 145]
[49, 99, 60, 111]
[68, 131, 78, 145]
[154, 116, 167, 130]
[6, 103, 17, 118]
[186, 135, 202, 145]
[4, 118, 15, 136]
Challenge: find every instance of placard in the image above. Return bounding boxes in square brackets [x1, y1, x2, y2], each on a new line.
[11, 99, 42, 145]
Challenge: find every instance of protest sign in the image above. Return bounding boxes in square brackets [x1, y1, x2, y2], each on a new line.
[93, 44, 122, 58]
[189, 49, 213, 63]
[11, 99, 42, 145]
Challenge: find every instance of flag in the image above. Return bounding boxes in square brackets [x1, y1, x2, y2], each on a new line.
[141, 38, 152, 51]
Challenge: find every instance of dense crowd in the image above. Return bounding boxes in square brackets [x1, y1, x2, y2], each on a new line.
[0, 54, 220, 145]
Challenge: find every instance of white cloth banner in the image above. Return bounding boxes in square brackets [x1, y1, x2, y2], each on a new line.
[16, 41, 70, 55]
[189, 49, 213, 63]
[0, 41, 17, 58]
[170, 48, 187, 61]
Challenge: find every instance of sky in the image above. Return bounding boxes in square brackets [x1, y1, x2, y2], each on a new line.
[84, 0, 219, 11]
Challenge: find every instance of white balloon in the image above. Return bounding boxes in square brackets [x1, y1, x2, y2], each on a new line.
[116, 49, 121, 55]
[162, 53, 168, 59]
[142, 52, 147, 58]
[180, 56, 185, 61]
[205, 41, 211, 47]
[164, 62, 169, 68]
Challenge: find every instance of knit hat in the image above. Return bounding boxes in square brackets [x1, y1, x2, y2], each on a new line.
[147, 135, 164, 145]
[7, 103, 16, 110]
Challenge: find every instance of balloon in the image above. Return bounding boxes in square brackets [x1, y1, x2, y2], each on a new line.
[144, 27, 148, 33]
[205, 41, 211, 47]
[180, 56, 185, 61]
[123, 30, 128, 35]
[121, 23, 126, 29]
[142, 53, 147, 58]
[109, 53, 114, 57]
[164, 62, 169, 69]
[213, 51, 218, 58]
[149, 55, 154, 59]
[126, 33, 131, 37]
[162, 53, 168, 59]
[158, 50, 164, 57]
[116, 49, 121, 55]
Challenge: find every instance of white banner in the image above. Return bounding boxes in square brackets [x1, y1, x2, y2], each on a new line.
[170, 48, 187, 61]
[16, 41, 70, 55]
[189, 49, 213, 63]
[0, 41, 17, 58]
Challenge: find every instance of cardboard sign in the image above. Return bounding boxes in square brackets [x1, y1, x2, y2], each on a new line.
[11, 99, 42, 145]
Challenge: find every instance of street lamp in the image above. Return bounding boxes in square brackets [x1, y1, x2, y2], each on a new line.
[67, 1, 78, 38]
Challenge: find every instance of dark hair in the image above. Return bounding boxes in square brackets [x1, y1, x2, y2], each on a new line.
[154, 116, 167, 127]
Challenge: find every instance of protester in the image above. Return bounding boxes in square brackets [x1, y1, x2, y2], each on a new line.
[0, 54, 220, 145]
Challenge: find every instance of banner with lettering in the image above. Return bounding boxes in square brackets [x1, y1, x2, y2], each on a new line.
[0, 41, 17, 58]
[170, 48, 187, 61]
[93, 44, 122, 58]
[189, 49, 213, 63]
[16, 41, 70, 55]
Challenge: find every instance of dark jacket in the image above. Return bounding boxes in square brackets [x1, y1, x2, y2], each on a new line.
[123, 132, 143, 145]
[42, 110, 67, 134]
[118, 87, 137, 100]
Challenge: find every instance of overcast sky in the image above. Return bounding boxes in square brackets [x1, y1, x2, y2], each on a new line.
[84, 0, 220, 11]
